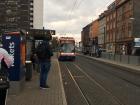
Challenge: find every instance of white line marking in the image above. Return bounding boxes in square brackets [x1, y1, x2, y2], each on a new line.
[65, 64, 90, 105]
[73, 63, 124, 105]
[57, 60, 68, 105]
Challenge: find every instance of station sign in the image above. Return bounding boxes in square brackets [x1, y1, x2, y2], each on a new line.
[2, 32, 25, 81]
[134, 38, 140, 47]
[2, 34, 21, 81]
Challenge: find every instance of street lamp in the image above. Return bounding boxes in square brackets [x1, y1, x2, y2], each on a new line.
[129, 17, 135, 20]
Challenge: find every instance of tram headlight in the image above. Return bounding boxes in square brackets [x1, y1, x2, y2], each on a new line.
[71, 53, 74, 55]
[60, 52, 64, 55]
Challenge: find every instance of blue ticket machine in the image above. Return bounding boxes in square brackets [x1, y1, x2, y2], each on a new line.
[2, 31, 26, 94]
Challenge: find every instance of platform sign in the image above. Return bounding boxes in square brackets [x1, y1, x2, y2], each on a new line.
[2, 34, 21, 81]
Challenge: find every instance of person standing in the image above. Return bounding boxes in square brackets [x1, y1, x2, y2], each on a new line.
[36, 40, 53, 89]
[0, 46, 13, 105]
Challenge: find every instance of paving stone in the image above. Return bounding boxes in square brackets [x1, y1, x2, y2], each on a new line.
[6, 58, 67, 105]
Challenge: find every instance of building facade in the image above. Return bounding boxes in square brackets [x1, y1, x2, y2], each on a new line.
[115, 0, 140, 55]
[81, 0, 140, 55]
[0, 0, 31, 32]
[92, 19, 99, 39]
[106, 2, 116, 53]
[91, 19, 99, 48]
[98, 12, 106, 48]
[33, 0, 44, 29]
[81, 24, 91, 47]
[0, 0, 44, 32]
[30, 0, 34, 29]
[116, 0, 134, 55]
[81, 24, 91, 54]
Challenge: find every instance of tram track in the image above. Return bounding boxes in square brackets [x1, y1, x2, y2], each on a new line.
[60, 62, 123, 105]
[76, 56, 140, 88]
[73, 63, 124, 105]
[60, 55, 140, 105]
[65, 63, 91, 105]
[75, 56, 140, 105]
[65, 63, 124, 105]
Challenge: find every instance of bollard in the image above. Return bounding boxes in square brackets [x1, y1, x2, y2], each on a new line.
[25, 61, 32, 81]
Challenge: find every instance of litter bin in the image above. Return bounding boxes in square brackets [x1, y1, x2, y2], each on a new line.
[25, 61, 32, 81]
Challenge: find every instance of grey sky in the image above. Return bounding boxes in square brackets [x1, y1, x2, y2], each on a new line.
[44, 0, 114, 42]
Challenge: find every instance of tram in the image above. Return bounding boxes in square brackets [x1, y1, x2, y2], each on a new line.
[58, 37, 76, 61]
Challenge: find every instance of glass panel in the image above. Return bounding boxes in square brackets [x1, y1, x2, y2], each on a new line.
[135, 42, 140, 47]
[60, 43, 74, 53]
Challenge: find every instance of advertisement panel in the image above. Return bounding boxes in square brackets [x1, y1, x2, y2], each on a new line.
[2, 34, 21, 81]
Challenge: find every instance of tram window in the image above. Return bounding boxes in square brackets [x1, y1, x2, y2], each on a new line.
[60, 43, 74, 53]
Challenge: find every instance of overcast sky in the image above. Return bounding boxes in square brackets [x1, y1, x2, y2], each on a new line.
[44, 0, 114, 42]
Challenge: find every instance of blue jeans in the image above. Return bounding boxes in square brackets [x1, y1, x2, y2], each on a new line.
[39, 62, 51, 87]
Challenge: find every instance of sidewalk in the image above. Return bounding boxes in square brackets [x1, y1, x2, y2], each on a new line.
[6, 57, 67, 105]
[79, 54, 140, 71]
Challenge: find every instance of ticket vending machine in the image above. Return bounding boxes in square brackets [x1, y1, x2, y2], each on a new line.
[2, 31, 26, 94]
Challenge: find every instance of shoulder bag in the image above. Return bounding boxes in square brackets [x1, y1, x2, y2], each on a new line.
[0, 59, 10, 89]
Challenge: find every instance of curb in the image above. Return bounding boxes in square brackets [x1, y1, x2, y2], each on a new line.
[79, 54, 140, 72]
[57, 60, 68, 105]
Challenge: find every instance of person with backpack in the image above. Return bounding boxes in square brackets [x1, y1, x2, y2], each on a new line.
[0, 46, 13, 105]
[36, 40, 53, 89]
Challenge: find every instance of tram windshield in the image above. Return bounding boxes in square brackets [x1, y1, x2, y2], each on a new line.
[60, 43, 75, 53]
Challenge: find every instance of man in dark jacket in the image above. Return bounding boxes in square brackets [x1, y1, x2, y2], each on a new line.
[36, 40, 53, 89]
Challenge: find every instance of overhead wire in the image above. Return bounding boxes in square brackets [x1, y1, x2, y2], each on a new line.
[97, 0, 115, 14]
[75, 0, 85, 10]
[61, 0, 115, 35]
[62, 0, 80, 35]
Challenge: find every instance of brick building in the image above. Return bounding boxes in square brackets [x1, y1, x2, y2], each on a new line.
[81, 24, 91, 47]
[86, 19, 99, 47]
[115, 0, 137, 55]
[106, 1, 116, 53]
[82, 0, 140, 55]
[92, 19, 99, 38]
[98, 12, 106, 48]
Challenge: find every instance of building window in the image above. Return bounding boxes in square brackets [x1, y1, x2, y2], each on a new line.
[107, 16, 109, 22]
[122, 5, 126, 13]
[30, 17, 33, 20]
[113, 12, 116, 18]
[128, 23, 132, 37]
[129, 0, 132, 9]
[30, 8, 33, 10]
[107, 25, 109, 31]
[30, 2, 33, 5]
[110, 23, 112, 29]
[110, 14, 112, 20]
[113, 22, 116, 28]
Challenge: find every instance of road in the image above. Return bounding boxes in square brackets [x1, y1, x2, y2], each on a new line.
[59, 55, 140, 105]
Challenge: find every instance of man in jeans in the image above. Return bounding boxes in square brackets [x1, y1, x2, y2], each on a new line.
[36, 40, 53, 89]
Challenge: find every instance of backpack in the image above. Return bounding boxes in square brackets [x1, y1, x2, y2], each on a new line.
[36, 42, 52, 60]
